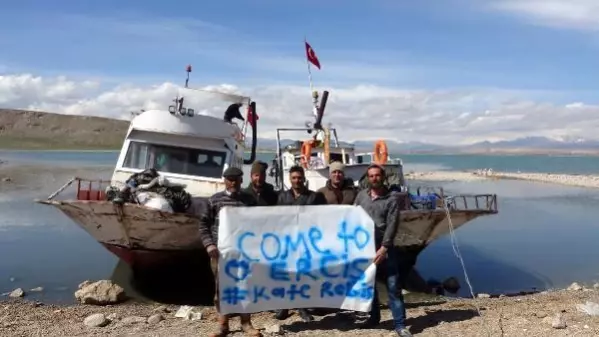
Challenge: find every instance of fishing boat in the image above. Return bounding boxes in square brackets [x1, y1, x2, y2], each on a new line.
[269, 90, 499, 255]
[36, 67, 260, 271]
[35, 69, 498, 274]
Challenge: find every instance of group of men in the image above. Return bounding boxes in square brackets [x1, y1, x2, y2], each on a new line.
[197, 160, 413, 337]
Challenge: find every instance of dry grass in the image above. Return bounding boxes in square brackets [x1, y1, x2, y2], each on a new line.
[0, 109, 128, 150]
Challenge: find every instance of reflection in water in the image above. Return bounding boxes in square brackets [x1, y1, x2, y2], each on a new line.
[417, 179, 599, 294]
[3, 154, 599, 304]
[418, 242, 553, 297]
[109, 257, 215, 306]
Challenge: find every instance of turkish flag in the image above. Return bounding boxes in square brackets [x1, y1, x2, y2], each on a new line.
[305, 41, 321, 69]
[247, 104, 258, 128]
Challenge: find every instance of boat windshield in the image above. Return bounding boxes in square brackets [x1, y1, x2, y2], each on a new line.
[123, 141, 227, 179]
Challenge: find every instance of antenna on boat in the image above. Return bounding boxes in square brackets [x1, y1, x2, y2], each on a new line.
[168, 94, 195, 117]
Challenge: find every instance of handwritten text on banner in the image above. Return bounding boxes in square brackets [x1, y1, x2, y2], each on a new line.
[217, 205, 377, 314]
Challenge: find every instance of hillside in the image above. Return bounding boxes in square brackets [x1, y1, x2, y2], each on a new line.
[0, 109, 129, 150]
[2, 109, 599, 155]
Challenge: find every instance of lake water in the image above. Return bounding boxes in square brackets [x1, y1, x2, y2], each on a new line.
[2, 150, 599, 304]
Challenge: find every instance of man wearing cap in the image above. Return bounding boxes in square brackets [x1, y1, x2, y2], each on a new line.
[317, 161, 357, 205]
[273, 164, 326, 322]
[198, 166, 262, 337]
[353, 164, 412, 337]
[244, 160, 278, 206]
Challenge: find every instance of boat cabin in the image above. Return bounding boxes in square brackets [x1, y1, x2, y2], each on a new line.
[272, 126, 404, 191]
[280, 141, 378, 171]
[111, 107, 247, 197]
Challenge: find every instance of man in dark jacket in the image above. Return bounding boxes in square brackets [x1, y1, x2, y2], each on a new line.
[276, 165, 327, 206]
[354, 164, 412, 337]
[317, 161, 357, 205]
[198, 167, 262, 337]
[273, 165, 326, 322]
[244, 160, 278, 206]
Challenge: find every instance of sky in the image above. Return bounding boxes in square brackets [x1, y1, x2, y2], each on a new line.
[2, 0, 599, 144]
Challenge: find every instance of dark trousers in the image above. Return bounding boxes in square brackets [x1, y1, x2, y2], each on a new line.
[369, 246, 407, 330]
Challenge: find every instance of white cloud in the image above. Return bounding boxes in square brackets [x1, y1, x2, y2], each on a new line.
[490, 0, 599, 31]
[2, 73, 599, 145]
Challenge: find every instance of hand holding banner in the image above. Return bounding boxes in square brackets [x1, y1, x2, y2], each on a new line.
[217, 205, 376, 314]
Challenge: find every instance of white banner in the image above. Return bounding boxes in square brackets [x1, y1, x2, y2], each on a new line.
[217, 205, 377, 315]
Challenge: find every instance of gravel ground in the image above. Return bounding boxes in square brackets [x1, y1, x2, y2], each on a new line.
[2, 288, 599, 336]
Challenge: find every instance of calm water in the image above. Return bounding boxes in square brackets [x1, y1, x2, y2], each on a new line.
[2, 150, 599, 303]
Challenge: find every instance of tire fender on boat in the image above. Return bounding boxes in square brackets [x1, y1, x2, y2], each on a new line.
[373, 139, 388, 165]
[301, 140, 313, 168]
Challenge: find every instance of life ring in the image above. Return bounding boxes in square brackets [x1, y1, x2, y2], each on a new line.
[373, 140, 388, 165]
[300, 140, 313, 168]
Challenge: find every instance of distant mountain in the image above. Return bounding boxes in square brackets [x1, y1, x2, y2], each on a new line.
[257, 136, 599, 155]
[257, 138, 447, 153]
[466, 136, 599, 151]
[2, 108, 597, 155]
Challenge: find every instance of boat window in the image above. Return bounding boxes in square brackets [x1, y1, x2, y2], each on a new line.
[356, 154, 372, 164]
[329, 153, 350, 164]
[123, 141, 227, 178]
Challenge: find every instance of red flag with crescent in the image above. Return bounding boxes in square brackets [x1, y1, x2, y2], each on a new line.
[305, 41, 321, 69]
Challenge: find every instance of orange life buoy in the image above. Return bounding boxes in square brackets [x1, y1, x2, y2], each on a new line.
[373, 140, 388, 165]
[300, 140, 313, 168]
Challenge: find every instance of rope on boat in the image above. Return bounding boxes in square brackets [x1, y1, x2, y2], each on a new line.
[47, 177, 76, 200]
[441, 198, 493, 336]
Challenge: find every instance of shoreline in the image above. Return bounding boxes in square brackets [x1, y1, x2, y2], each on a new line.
[1, 283, 599, 336]
[406, 170, 599, 189]
[4, 152, 599, 193]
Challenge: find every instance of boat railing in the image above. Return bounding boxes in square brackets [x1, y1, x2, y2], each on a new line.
[405, 186, 498, 213]
[47, 177, 111, 201]
[354, 151, 403, 166]
[444, 194, 498, 213]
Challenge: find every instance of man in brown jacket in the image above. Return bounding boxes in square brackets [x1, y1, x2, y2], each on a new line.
[317, 161, 357, 205]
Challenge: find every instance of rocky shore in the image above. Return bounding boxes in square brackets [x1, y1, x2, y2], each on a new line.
[2, 280, 599, 336]
[406, 170, 599, 189]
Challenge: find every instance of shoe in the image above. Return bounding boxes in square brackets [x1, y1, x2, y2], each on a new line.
[241, 322, 262, 337]
[395, 328, 413, 337]
[298, 309, 314, 322]
[274, 309, 289, 320]
[208, 315, 230, 337]
[358, 318, 380, 329]
[240, 314, 262, 337]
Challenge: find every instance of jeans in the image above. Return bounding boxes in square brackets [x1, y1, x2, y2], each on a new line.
[369, 246, 407, 330]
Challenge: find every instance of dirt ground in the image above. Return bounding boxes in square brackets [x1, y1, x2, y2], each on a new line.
[2, 288, 599, 337]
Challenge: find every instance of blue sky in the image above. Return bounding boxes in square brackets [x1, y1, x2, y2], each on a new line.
[2, 0, 599, 143]
[2, 0, 599, 94]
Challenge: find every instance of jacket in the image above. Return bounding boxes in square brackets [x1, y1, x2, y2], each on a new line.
[317, 179, 357, 205]
[197, 190, 257, 248]
[277, 188, 327, 206]
[243, 182, 278, 206]
[353, 188, 399, 248]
